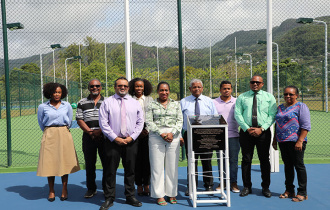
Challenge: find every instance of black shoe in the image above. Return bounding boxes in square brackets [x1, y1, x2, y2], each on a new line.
[205, 186, 213, 191]
[239, 187, 252, 197]
[47, 197, 55, 202]
[84, 190, 97, 198]
[100, 199, 114, 210]
[262, 188, 272, 198]
[185, 188, 189, 196]
[126, 196, 142, 207]
[60, 196, 68, 201]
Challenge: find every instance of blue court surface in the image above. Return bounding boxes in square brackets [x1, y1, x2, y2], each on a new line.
[1, 164, 329, 210]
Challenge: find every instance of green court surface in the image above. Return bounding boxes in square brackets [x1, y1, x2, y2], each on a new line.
[0, 110, 329, 172]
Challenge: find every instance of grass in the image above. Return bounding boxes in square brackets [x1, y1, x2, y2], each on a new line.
[0, 110, 329, 173]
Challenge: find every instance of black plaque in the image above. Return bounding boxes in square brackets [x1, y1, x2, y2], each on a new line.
[192, 127, 225, 152]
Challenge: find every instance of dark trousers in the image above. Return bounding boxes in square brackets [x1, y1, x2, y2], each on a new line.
[135, 134, 150, 186]
[103, 139, 138, 200]
[239, 128, 271, 189]
[184, 131, 213, 188]
[279, 141, 307, 196]
[82, 132, 105, 191]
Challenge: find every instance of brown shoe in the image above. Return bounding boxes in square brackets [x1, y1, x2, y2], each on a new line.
[230, 182, 240, 193]
[216, 183, 226, 191]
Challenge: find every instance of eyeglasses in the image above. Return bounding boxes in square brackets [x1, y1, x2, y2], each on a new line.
[250, 81, 262, 85]
[283, 93, 295, 96]
[89, 85, 101, 88]
[117, 85, 129, 88]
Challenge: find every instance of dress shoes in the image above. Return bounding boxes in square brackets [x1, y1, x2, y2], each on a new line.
[47, 197, 55, 202]
[204, 186, 213, 191]
[185, 188, 189, 196]
[84, 190, 97, 198]
[239, 187, 252, 197]
[99, 199, 114, 210]
[262, 188, 272, 198]
[126, 196, 142, 207]
[60, 196, 68, 201]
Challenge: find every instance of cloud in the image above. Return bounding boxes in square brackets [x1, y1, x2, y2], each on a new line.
[0, 0, 329, 59]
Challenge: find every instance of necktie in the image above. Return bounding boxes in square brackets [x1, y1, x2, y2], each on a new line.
[195, 97, 200, 116]
[252, 92, 258, 127]
[120, 97, 127, 137]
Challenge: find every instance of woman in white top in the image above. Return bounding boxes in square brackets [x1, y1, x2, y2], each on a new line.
[128, 78, 154, 196]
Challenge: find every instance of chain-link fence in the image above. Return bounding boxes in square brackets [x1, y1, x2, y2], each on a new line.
[0, 0, 329, 169]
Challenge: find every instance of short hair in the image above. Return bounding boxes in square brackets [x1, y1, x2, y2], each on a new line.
[128, 78, 153, 96]
[251, 74, 263, 81]
[88, 78, 101, 87]
[43, 82, 68, 99]
[284, 85, 299, 95]
[157, 81, 170, 91]
[220, 80, 232, 89]
[114, 76, 128, 87]
[189, 79, 203, 88]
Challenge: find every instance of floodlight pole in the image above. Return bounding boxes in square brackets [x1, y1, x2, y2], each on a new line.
[79, 44, 82, 99]
[65, 56, 81, 102]
[273, 42, 280, 105]
[105, 43, 108, 97]
[235, 37, 237, 97]
[124, 0, 131, 81]
[209, 39, 212, 97]
[157, 44, 160, 83]
[313, 20, 328, 112]
[40, 53, 43, 103]
[1, 0, 12, 167]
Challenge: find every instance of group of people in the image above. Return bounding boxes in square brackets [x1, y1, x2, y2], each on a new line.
[36, 74, 311, 210]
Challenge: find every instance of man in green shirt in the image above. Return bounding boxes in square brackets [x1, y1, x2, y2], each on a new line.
[234, 75, 277, 198]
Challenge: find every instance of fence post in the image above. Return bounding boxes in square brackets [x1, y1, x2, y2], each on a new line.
[18, 72, 22, 116]
[34, 73, 37, 114]
[322, 61, 325, 111]
[301, 65, 304, 103]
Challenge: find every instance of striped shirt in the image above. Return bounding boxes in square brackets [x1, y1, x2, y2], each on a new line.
[76, 95, 104, 130]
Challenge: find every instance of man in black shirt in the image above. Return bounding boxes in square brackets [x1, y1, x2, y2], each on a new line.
[76, 79, 105, 198]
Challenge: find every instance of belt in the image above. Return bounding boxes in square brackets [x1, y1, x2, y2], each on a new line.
[46, 125, 67, 127]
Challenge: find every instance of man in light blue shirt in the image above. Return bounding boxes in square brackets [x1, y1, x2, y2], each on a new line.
[180, 79, 218, 196]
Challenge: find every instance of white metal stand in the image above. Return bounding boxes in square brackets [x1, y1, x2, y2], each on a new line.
[187, 116, 231, 207]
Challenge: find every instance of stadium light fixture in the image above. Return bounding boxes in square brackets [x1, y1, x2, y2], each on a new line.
[6, 22, 24, 30]
[296, 17, 328, 112]
[2, 19, 24, 167]
[50, 43, 62, 82]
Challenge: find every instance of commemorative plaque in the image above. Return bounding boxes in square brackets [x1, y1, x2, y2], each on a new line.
[188, 115, 227, 152]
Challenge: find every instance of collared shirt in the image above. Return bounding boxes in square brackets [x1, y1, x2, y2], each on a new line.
[213, 96, 239, 138]
[180, 94, 218, 131]
[37, 100, 73, 131]
[234, 90, 277, 132]
[99, 93, 144, 141]
[76, 95, 104, 130]
[132, 95, 153, 120]
[275, 102, 311, 142]
[146, 98, 183, 136]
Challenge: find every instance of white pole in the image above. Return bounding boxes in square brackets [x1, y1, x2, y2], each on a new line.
[209, 39, 212, 97]
[79, 44, 82, 99]
[157, 44, 160, 83]
[124, 0, 131, 81]
[131, 42, 134, 79]
[105, 43, 108, 97]
[65, 58, 68, 102]
[314, 20, 328, 112]
[184, 45, 186, 97]
[40, 53, 43, 103]
[273, 42, 280, 105]
[52, 49, 56, 82]
[235, 37, 237, 97]
[267, 0, 279, 173]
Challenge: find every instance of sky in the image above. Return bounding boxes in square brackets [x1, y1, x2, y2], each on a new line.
[0, 0, 329, 59]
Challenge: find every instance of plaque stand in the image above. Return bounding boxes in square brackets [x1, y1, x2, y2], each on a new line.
[187, 115, 231, 207]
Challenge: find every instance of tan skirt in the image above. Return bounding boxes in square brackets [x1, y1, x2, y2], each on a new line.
[37, 126, 80, 177]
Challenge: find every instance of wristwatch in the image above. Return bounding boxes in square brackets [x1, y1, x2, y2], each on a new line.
[261, 127, 265, 132]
